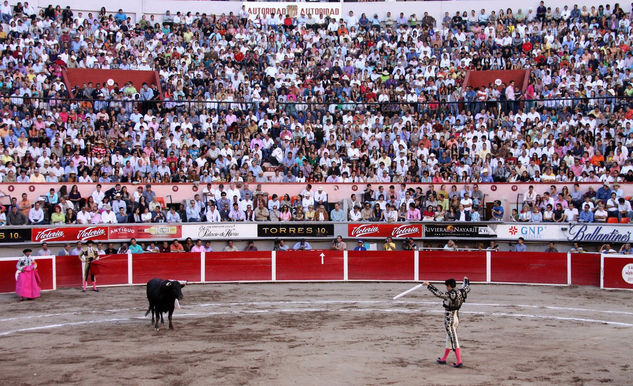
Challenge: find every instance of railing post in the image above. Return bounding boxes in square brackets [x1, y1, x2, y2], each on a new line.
[271, 250, 276, 282]
[200, 251, 206, 283]
[414, 249, 419, 282]
[486, 250, 491, 283]
[127, 251, 133, 285]
[343, 250, 348, 281]
[52, 255, 57, 290]
[567, 252, 571, 286]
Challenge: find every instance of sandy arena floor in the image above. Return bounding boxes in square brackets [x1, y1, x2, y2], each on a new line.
[1, 282, 632, 385]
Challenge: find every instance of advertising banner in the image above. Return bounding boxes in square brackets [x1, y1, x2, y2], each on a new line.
[494, 224, 566, 241]
[348, 223, 423, 239]
[108, 225, 182, 240]
[0, 228, 31, 243]
[243, 2, 342, 19]
[424, 224, 496, 238]
[565, 224, 632, 243]
[257, 224, 334, 238]
[182, 224, 257, 239]
[32, 226, 109, 243]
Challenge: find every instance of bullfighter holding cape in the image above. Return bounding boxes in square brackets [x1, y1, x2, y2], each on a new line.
[79, 240, 100, 292]
[16, 248, 41, 301]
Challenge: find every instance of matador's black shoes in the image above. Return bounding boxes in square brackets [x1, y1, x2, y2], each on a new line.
[436, 358, 447, 364]
[453, 362, 463, 368]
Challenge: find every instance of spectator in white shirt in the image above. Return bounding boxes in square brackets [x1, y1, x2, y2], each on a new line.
[28, 201, 45, 224]
[314, 186, 329, 210]
[563, 203, 579, 222]
[166, 207, 181, 223]
[101, 205, 118, 224]
[91, 184, 105, 206]
[349, 206, 362, 221]
[76, 207, 91, 224]
[205, 203, 221, 223]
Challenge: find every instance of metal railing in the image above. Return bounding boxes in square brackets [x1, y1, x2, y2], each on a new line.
[1, 94, 630, 116]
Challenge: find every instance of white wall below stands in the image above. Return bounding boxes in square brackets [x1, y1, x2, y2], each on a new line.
[30, 0, 626, 27]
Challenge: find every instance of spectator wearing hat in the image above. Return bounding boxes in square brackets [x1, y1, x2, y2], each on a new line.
[101, 204, 117, 224]
[354, 239, 367, 251]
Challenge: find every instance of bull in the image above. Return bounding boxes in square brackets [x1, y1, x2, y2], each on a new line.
[145, 278, 186, 331]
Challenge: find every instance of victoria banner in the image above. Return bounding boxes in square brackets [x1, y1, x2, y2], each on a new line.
[32, 226, 109, 242]
[348, 223, 423, 239]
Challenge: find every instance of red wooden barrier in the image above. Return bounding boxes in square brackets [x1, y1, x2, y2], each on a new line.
[132, 252, 201, 284]
[55, 255, 82, 288]
[602, 255, 633, 290]
[420, 251, 487, 282]
[0, 258, 54, 293]
[206, 251, 272, 281]
[491, 252, 567, 284]
[348, 251, 414, 280]
[276, 250, 344, 280]
[570, 253, 601, 287]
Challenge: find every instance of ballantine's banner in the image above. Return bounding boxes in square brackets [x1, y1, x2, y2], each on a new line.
[243, 2, 342, 19]
[424, 224, 496, 238]
[108, 225, 182, 240]
[348, 224, 423, 239]
[258, 224, 334, 237]
[182, 224, 257, 239]
[565, 224, 632, 243]
[32, 226, 109, 242]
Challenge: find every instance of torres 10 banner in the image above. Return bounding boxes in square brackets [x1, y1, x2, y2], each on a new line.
[348, 224, 423, 239]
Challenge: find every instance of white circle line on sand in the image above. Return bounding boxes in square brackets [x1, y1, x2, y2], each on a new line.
[1, 306, 631, 337]
[3, 300, 633, 323]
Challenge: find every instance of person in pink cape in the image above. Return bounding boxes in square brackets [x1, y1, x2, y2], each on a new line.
[15, 248, 41, 301]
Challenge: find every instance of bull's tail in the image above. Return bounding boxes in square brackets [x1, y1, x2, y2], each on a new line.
[145, 305, 153, 317]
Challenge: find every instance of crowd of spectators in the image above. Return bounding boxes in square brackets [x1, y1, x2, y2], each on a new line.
[2, 180, 630, 225]
[0, 2, 631, 189]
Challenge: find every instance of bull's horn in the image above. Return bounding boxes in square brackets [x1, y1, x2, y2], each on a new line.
[178, 280, 187, 286]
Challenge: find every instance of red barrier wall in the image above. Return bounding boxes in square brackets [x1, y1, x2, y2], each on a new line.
[55, 255, 82, 288]
[276, 250, 344, 280]
[348, 251, 414, 280]
[0, 258, 54, 293]
[132, 252, 201, 284]
[0, 251, 615, 294]
[206, 252, 271, 281]
[571, 253, 601, 287]
[420, 251, 487, 282]
[491, 252, 567, 284]
[88, 254, 128, 286]
[602, 256, 633, 290]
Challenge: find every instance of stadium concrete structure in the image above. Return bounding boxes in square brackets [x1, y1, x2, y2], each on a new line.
[2, 0, 633, 383]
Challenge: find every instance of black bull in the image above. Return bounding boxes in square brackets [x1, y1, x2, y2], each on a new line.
[145, 278, 185, 331]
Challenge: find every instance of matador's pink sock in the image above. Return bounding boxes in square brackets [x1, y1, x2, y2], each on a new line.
[82, 281, 87, 291]
[455, 348, 462, 364]
[92, 280, 97, 290]
[441, 348, 451, 361]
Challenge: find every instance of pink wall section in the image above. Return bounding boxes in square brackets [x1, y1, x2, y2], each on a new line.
[2, 182, 626, 207]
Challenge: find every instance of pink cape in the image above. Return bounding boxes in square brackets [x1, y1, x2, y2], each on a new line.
[16, 265, 41, 299]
